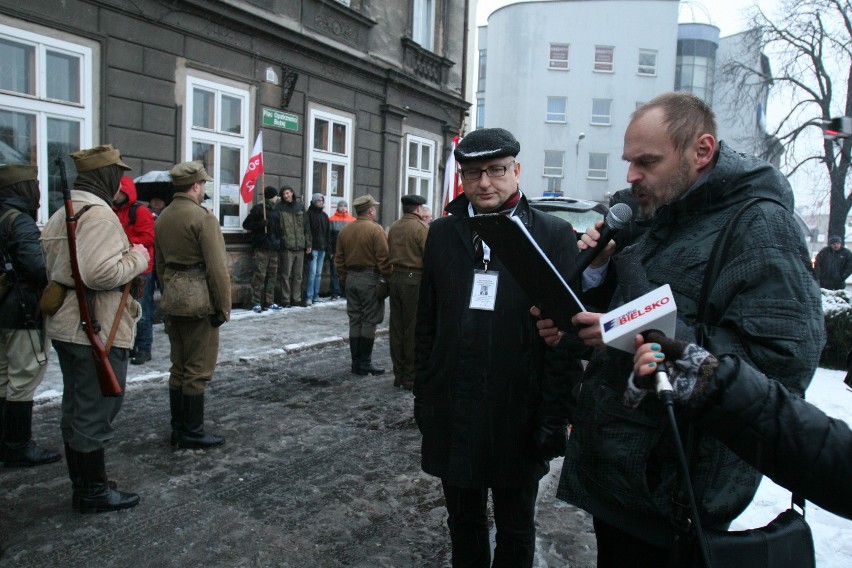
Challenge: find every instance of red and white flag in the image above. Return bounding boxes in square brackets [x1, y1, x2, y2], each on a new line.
[441, 134, 463, 215]
[240, 132, 264, 203]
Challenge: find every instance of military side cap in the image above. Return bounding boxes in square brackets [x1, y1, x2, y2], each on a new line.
[454, 128, 520, 163]
[170, 160, 213, 185]
[401, 194, 426, 206]
[71, 144, 131, 172]
[0, 164, 38, 188]
[353, 194, 380, 212]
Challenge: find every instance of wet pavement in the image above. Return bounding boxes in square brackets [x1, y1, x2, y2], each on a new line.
[4, 300, 597, 567]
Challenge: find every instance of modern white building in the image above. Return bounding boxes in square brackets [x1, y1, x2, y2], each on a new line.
[476, 0, 772, 204]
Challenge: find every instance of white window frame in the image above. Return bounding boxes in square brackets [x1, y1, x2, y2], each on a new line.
[549, 43, 569, 70]
[591, 98, 612, 126]
[546, 96, 567, 123]
[0, 23, 94, 224]
[403, 134, 436, 212]
[412, 0, 435, 51]
[594, 45, 615, 73]
[307, 107, 354, 214]
[543, 150, 564, 177]
[638, 49, 657, 76]
[588, 153, 609, 180]
[185, 75, 251, 231]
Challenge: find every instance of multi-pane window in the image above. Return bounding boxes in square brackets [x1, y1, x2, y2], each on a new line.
[308, 108, 353, 212]
[638, 49, 657, 76]
[594, 46, 614, 72]
[591, 99, 612, 126]
[0, 24, 94, 224]
[543, 150, 564, 177]
[588, 153, 608, 179]
[477, 49, 487, 92]
[405, 135, 435, 208]
[186, 76, 250, 230]
[676, 39, 717, 103]
[413, 0, 435, 51]
[476, 98, 485, 129]
[546, 97, 567, 123]
[549, 43, 569, 70]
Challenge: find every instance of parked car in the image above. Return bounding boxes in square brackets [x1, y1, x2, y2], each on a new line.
[528, 196, 609, 234]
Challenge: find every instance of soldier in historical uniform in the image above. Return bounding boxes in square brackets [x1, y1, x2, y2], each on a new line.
[0, 164, 59, 468]
[156, 161, 231, 450]
[386, 194, 429, 389]
[41, 145, 149, 513]
[334, 195, 392, 376]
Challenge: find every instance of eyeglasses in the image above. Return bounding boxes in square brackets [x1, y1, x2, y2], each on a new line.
[459, 160, 515, 181]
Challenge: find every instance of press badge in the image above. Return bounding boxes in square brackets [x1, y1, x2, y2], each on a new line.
[469, 269, 499, 310]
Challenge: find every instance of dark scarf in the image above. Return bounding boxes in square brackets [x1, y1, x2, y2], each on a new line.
[73, 165, 123, 205]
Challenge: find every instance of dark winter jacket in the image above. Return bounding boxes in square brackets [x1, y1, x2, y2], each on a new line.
[307, 204, 331, 252]
[813, 245, 852, 290]
[558, 142, 825, 548]
[686, 354, 852, 521]
[242, 199, 282, 251]
[279, 200, 311, 251]
[0, 196, 47, 330]
[414, 193, 584, 487]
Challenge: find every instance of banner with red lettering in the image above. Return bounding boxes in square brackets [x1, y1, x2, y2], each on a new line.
[240, 132, 263, 203]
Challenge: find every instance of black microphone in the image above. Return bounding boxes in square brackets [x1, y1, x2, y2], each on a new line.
[564, 202, 633, 284]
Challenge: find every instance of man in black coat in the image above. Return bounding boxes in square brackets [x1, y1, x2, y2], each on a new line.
[414, 128, 584, 567]
[0, 164, 60, 468]
[814, 235, 852, 290]
[243, 186, 282, 311]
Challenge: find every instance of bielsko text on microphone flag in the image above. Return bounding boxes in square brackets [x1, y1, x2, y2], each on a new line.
[240, 132, 264, 203]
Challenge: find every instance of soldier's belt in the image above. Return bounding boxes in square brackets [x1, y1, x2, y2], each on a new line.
[165, 262, 206, 272]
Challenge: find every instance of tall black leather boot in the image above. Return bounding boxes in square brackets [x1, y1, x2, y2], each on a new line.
[359, 337, 385, 375]
[349, 337, 366, 375]
[67, 442, 116, 511]
[168, 388, 182, 446]
[2, 400, 61, 467]
[176, 393, 224, 449]
[73, 447, 139, 514]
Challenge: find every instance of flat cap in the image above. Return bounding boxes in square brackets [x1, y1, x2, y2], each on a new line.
[829, 235, 843, 245]
[353, 194, 380, 213]
[401, 194, 426, 206]
[454, 128, 520, 163]
[71, 144, 131, 173]
[170, 160, 213, 186]
[0, 164, 38, 188]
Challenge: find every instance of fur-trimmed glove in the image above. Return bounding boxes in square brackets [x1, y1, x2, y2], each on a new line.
[624, 332, 719, 408]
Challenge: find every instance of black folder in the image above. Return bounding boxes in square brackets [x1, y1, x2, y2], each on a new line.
[468, 214, 585, 329]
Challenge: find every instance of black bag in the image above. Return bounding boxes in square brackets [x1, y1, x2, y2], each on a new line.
[693, 508, 815, 568]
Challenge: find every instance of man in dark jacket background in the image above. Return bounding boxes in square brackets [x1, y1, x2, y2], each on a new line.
[243, 186, 282, 311]
[414, 128, 583, 567]
[276, 186, 311, 308]
[536, 92, 824, 566]
[305, 193, 331, 305]
[814, 235, 852, 290]
[0, 164, 59, 468]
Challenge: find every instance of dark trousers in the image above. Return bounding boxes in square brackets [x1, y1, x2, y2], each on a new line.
[442, 479, 538, 568]
[593, 516, 670, 568]
[54, 340, 127, 453]
[388, 271, 420, 385]
[134, 272, 153, 354]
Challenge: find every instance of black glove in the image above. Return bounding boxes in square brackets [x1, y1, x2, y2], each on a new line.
[532, 419, 569, 461]
[210, 316, 227, 328]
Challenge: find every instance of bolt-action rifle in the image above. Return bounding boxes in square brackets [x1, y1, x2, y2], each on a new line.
[56, 158, 123, 397]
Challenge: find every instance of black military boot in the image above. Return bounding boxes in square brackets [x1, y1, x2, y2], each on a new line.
[349, 337, 366, 375]
[359, 338, 385, 376]
[2, 400, 61, 467]
[168, 388, 183, 446]
[67, 443, 116, 511]
[73, 447, 139, 514]
[175, 393, 224, 449]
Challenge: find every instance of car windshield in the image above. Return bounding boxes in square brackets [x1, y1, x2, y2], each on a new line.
[540, 209, 603, 233]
